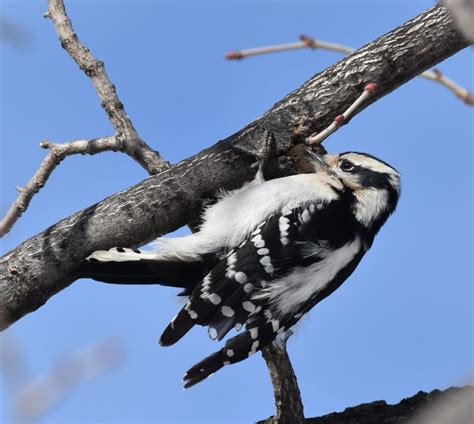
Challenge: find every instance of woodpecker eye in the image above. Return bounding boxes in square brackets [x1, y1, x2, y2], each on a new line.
[340, 160, 355, 172]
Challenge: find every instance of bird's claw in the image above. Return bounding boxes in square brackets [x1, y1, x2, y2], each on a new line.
[272, 329, 294, 351]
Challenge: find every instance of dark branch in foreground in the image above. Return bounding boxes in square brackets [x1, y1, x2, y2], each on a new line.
[262, 345, 305, 424]
[0, 5, 468, 330]
[259, 386, 474, 424]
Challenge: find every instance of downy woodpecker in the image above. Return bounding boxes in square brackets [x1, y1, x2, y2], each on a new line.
[82, 150, 401, 388]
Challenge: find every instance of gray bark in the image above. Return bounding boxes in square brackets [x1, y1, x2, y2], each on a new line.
[0, 4, 468, 330]
[261, 345, 306, 423]
[258, 386, 474, 424]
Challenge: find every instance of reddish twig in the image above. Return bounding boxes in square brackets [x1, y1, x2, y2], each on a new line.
[226, 36, 352, 60]
[226, 34, 473, 106]
[307, 83, 378, 145]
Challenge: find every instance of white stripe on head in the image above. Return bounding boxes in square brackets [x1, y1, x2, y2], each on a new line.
[339, 152, 401, 194]
[340, 152, 399, 176]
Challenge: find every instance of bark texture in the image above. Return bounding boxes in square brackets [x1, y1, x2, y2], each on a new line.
[0, 4, 468, 329]
[259, 386, 474, 424]
[262, 345, 305, 424]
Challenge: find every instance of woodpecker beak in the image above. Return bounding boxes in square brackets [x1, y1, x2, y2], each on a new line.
[321, 154, 339, 168]
[308, 150, 330, 173]
[320, 154, 341, 177]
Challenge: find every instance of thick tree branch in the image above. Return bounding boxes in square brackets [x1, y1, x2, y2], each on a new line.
[257, 386, 474, 424]
[261, 345, 305, 424]
[0, 5, 468, 331]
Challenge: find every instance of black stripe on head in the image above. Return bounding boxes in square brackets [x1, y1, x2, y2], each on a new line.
[355, 166, 400, 220]
[336, 152, 401, 234]
[338, 152, 401, 205]
[356, 167, 396, 191]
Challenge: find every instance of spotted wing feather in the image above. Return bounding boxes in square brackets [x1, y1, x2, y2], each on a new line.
[159, 207, 305, 347]
[166, 199, 365, 387]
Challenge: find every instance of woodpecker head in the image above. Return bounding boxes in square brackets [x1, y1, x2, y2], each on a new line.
[317, 151, 401, 232]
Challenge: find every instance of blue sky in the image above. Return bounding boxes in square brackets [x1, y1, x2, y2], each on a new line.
[0, 0, 472, 423]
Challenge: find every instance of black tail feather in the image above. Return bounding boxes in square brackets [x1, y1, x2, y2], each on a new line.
[80, 257, 213, 290]
[183, 350, 226, 389]
[183, 323, 279, 388]
[159, 307, 196, 346]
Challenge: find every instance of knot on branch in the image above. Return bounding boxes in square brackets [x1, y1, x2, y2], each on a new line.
[81, 59, 104, 77]
[300, 34, 317, 49]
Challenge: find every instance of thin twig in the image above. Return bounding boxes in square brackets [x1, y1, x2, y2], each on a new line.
[226, 34, 474, 106]
[307, 83, 378, 145]
[0, 0, 172, 238]
[422, 68, 474, 105]
[45, 0, 170, 173]
[226, 37, 352, 59]
[0, 136, 129, 238]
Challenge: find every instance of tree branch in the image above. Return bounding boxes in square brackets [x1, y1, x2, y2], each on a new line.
[257, 386, 474, 424]
[261, 345, 305, 424]
[0, 136, 130, 238]
[226, 34, 474, 106]
[421, 67, 474, 105]
[0, 4, 468, 331]
[225, 37, 353, 59]
[45, 0, 169, 175]
[0, 0, 171, 238]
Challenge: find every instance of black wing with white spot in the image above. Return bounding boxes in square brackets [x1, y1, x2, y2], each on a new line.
[160, 199, 361, 387]
[159, 206, 303, 346]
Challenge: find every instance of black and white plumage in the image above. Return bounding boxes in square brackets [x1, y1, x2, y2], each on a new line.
[81, 151, 401, 388]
